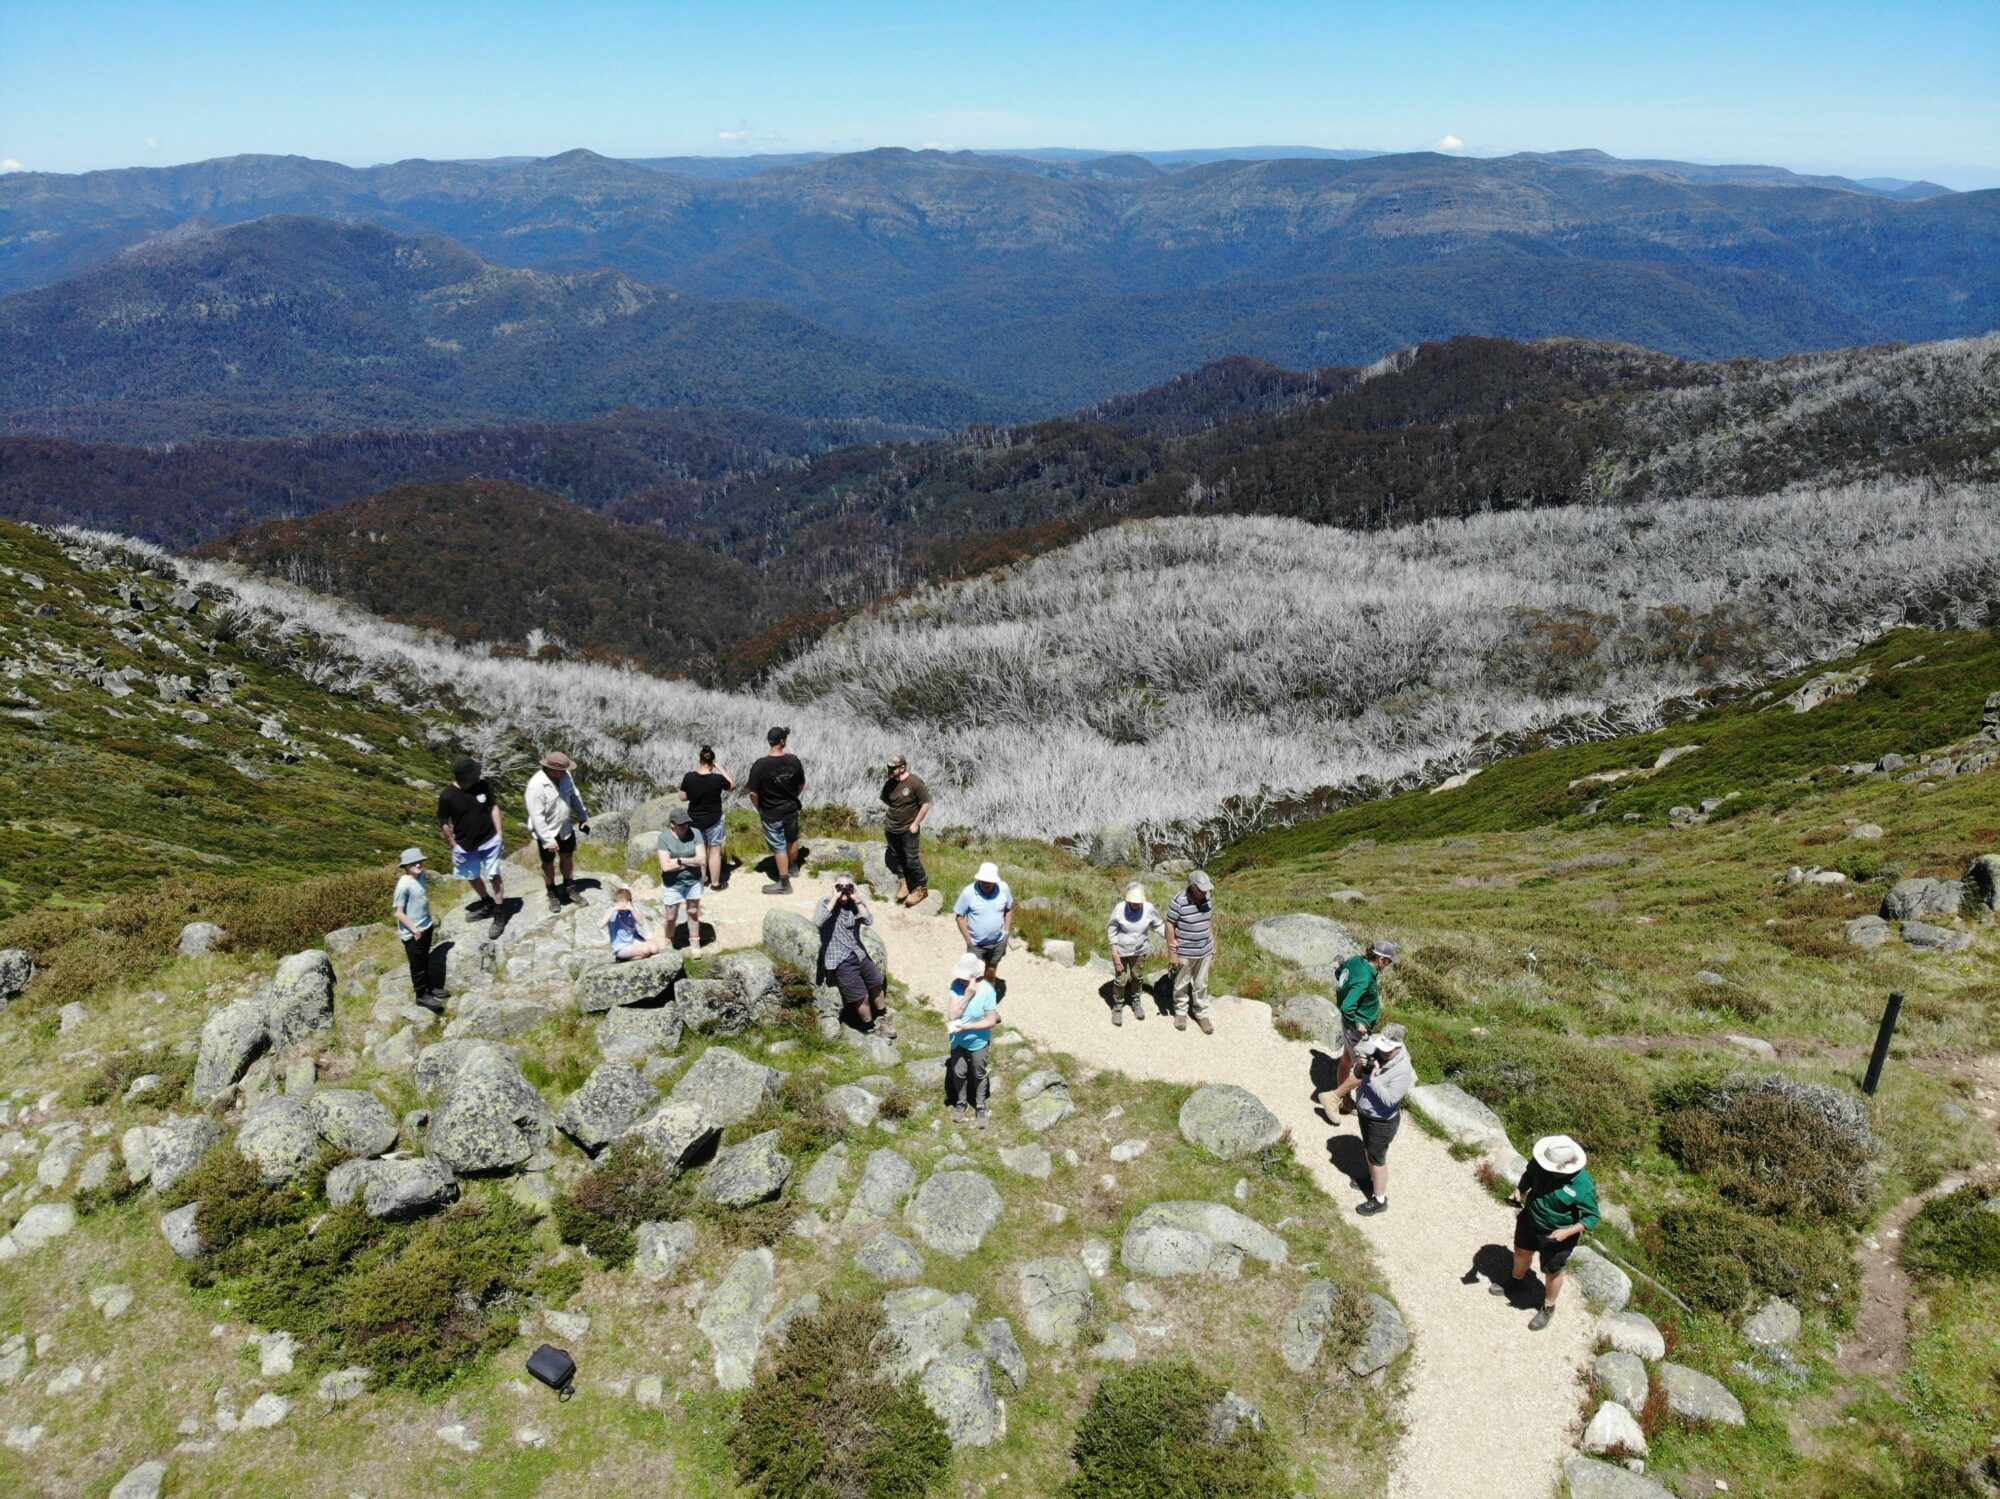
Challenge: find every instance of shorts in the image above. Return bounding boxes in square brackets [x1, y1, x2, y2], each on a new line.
[1358, 1110, 1401, 1166]
[535, 831, 578, 858]
[1341, 1021, 1369, 1054]
[452, 843, 502, 881]
[662, 880, 705, 907]
[831, 953, 884, 1008]
[969, 932, 1010, 968]
[761, 812, 800, 853]
[1513, 1212, 1578, 1275]
[698, 818, 727, 847]
[611, 938, 644, 962]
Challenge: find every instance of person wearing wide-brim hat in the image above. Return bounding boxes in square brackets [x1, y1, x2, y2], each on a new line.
[525, 749, 590, 914]
[1491, 1134, 1601, 1330]
[1105, 881, 1164, 1026]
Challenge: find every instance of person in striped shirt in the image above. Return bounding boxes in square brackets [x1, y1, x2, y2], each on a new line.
[1163, 871, 1217, 1034]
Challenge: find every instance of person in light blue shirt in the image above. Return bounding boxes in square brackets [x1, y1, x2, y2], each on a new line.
[945, 952, 1001, 1126]
[392, 846, 445, 1013]
[953, 861, 1015, 985]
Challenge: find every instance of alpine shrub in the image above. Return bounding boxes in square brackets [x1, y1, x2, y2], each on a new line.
[1903, 1186, 2000, 1280]
[1067, 1357, 1289, 1499]
[551, 1138, 689, 1267]
[1648, 1204, 1854, 1314]
[1434, 1033, 1656, 1165]
[1661, 1073, 1874, 1224]
[730, 1300, 951, 1499]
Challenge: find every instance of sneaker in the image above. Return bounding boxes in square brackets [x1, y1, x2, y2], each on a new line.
[1356, 1197, 1388, 1216]
[545, 888, 563, 914]
[975, 1110, 990, 1130]
[1112, 1007, 1124, 1027]
[761, 880, 792, 895]
[1196, 1016, 1214, 1035]
[1174, 1016, 1188, 1031]
[952, 1105, 970, 1123]
[1130, 1002, 1145, 1021]
[1528, 1306, 1555, 1332]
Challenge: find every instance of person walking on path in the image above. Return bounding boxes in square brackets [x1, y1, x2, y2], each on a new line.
[744, 726, 807, 895]
[945, 951, 1000, 1127]
[437, 755, 508, 935]
[599, 884, 665, 961]
[1490, 1135, 1601, 1331]
[954, 861, 1015, 987]
[815, 872, 892, 1035]
[1163, 870, 1218, 1034]
[525, 750, 590, 914]
[657, 806, 710, 948]
[680, 745, 734, 892]
[1326, 1033, 1415, 1215]
[879, 754, 932, 907]
[1333, 939, 1399, 1107]
[1105, 881, 1164, 1026]
[392, 847, 445, 1013]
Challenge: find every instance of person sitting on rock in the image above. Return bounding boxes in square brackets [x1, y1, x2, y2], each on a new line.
[954, 861, 1014, 988]
[945, 951, 1000, 1127]
[656, 805, 709, 948]
[392, 846, 446, 1013]
[1106, 881, 1164, 1026]
[599, 884, 664, 962]
[437, 754, 507, 936]
[1163, 871, 1218, 1034]
[1333, 938, 1398, 1107]
[525, 749, 590, 914]
[1326, 1032, 1415, 1216]
[1492, 1134, 1601, 1331]
[816, 872, 891, 1035]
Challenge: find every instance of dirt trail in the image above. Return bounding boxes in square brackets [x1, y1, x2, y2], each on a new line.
[701, 871, 1593, 1499]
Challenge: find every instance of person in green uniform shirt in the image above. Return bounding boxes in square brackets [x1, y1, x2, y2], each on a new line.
[1331, 939, 1398, 1110]
[1491, 1134, 1601, 1330]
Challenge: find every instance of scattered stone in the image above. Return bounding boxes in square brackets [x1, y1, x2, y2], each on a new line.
[1178, 1084, 1284, 1159]
[1844, 914, 1891, 949]
[855, 1231, 927, 1283]
[1018, 1256, 1094, 1346]
[1724, 1034, 1777, 1061]
[823, 1083, 881, 1128]
[36, 1136, 83, 1189]
[1902, 919, 1974, 953]
[1850, 823, 1884, 840]
[124, 1074, 165, 1104]
[1079, 1238, 1113, 1278]
[1741, 1298, 1801, 1349]
[671, 1046, 780, 1127]
[325, 1156, 459, 1220]
[998, 1144, 1052, 1179]
[881, 1286, 975, 1377]
[1205, 1392, 1264, 1444]
[1347, 1292, 1408, 1376]
[427, 1044, 554, 1174]
[918, 1343, 1003, 1447]
[544, 1309, 591, 1341]
[435, 1421, 480, 1453]
[1598, 1310, 1665, 1362]
[1092, 1322, 1139, 1362]
[1593, 1350, 1647, 1410]
[699, 1248, 776, 1390]
[1277, 992, 1344, 1047]
[259, 1330, 297, 1377]
[1109, 1138, 1149, 1163]
[45, 1365, 85, 1395]
[1041, 938, 1076, 967]
[109, 1460, 168, 1499]
[90, 1283, 135, 1320]
[974, 1318, 1027, 1391]
[634, 1375, 664, 1406]
[308, 1088, 400, 1158]
[57, 1002, 88, 1032]
[904, 1170, 1005, 1255]
[635, 1219, 698, 1281]
[556, 1063, 657, 1153]
[1124, 1281, 1160, 1313]
[798, 1143, 850, 1207]
[317, 1368, 371, 1402]
[844, 1148, 919, 1223]
[0, 949, 34, 1001]
[575, 951, 684, 1013]
[1656, 1362, 1746, 1426]
[622, 1099, 722, 1173]
[1566, 1246, 1632, 1313]
[236, 1094, 320, 1183]
[702, 1130, 794, 1208]
[766, 1292, 820, 1347]
[1881, 877, 1964, 922]
[701, 950, 784, 1033]
[1563, 1455, 1671, 1499]
[1967, 853, 2000, 912]
[845, 1027, 903, 1067]
[597, 1003, 685, 1062]
[159, 1203, 204, 1260]
[1121, 1200, 1287, 1279]
[0, 1201, 76, 1258]
[237, 1392, 290, 1430]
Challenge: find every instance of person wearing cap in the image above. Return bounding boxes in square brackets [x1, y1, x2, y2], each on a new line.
[879, 754, 932, 907]
[657, 806, 710, 948]
[954, 862, 1015, 986]
[1332, 939, 1399, 1106]
[392, 847, 446, 1012]
[1325, 1032, 1415, 1215]
[1105, 882, 1164, 1026]
[1163, 871, 1217, 1034]
[598, 883, 664, 961]
[744, 726, 807, 895]
[814, 872, 890, 1034]
[525, 750, 591, 914]
[436, 754, 507, 935]
[1492, 1135, 1602, 1330]
[945, 951, 1000, 1125]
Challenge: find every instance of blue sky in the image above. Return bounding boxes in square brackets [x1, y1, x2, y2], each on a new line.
[3, 0, 1996, 186]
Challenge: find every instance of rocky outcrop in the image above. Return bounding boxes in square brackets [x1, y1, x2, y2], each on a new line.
[904, 1170, 1005, 1255]
[634, 1219, 698, 1281]
[425, 1044, 553, 1175]
[699, 1248, 775, 1390]
[574, 951, 683, 1013]
[1178, 1085, 1284, 1159]
[701, 1131, 793, 1208]
[1881, 877, 1964, 921]
[1281, 1279, 1342, 1372]
[844, 1149, 919, 1223]
[1346, 1292, 1408, 1376]
[325, 1156, 459, 1220]
[236, 1095, 319, 1183]
[621, 1100, 722, 1172]
[919, 1342, 1003, 1448]
[881, 1287, 975, 1378]
[149, 1114, 221, 1194]
[1018, 1256, 1093, 1346]
[855, 1232, 926, 1283]
[555, 1063, 657, 1153]
[690, 950, 783, 1033]
[671, 1046, 780, 1127]
[192, 950, 335, 1104]
[974, 1318, 1028, 1391]
[1121, 1201, 1287, 1278]
[1249, 913, 1360, 981]
[0, 948, 33, 1001]
[308, 1089, 400, 1158]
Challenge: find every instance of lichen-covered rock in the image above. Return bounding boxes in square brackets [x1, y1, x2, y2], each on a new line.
[1566, 1246, 1632, 1312]
[1249, 912, 1361, 981]
[414, 1038, 516, 1094]
[1881, 876, 1964, 921]
[1017, 1256, 1093, 1346]
[703, 949, 783, 1032]
[149, 1114, 221, 1194]
[825, 1084, 881, 1128]
[0, 948, 31, 1000]
[670, 1046, 780, 1127]
[1277, 992, 1344, 1047]
[596, 1002, 684, 1062]
[425, 1044, 554, 1175]
[1121, 1201, 1287, 1278]
[1657, 1362, 1746, 1426]
[236, 1095, 319, 1182]
[326, 1156, 459, 1220]
[698, 1248, 774, 1390]
[1581, 1400, 1649, 1458]
[177, 922, 226, 958]
[855, 1231, 926, 1283]
[1598, 1310, 1666, 1362]
[1281, 1278, 1341, 1372]
[974, 1318, 1028, 1391]
[263, 950, 336, 1051]
[1844, 914, 1891, 948]
[0, 1203, 75, 1258]
[1741, 1298, 1801, 1349]
[1563, 1455, 1674, 1499]
[701, 1130, 793, 1208]
[844, 1148, 918, 1223]
[159, 1203, 204, 1260]
[798, 1142, 849, 1206]
[575, 951, 684, 1013]
[634, 1219, 698, 1281]
[1592, 1350, 1648, 1410]
[1346, 1292, 1408, 1376]
[192, 999, 271, 1105]
[621, 1099, 722, 1172]
[881, 1286, 975, 1377]
[445, 997, 555, 1039]
[308, 1089, 399, 1159]
[1902, 919, 1974, 953]
[1178, 1085, 1284, 1159]
[1205, 1392, 1264, 1444]
[1014, 1070, 1074, 1133]
[904, 1170, 1005, 1255]
[555, 1063, 657, 1153]
[919, 1342, 1003, 1448]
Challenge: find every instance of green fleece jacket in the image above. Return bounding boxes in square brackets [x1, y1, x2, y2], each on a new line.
[1516, 1162, 1601, 1235]
[1334, 953, 1381, 1029]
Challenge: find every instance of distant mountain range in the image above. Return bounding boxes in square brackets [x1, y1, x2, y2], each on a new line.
[3, 147, 1994, 418]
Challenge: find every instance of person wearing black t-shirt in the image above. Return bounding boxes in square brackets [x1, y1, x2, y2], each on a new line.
[436, 754, 508, 935]
[679, 744, 735, 892]
[744, 726, 807, 895]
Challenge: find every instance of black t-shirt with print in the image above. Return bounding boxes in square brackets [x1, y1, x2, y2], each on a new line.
[745, 753, 806, 820]
[438, 780, 499, 851]
[680, 770, 731, 827]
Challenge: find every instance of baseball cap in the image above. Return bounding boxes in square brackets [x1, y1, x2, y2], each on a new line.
[668, 805, 692, 826]
[399, 847, 425, 867]
[975, 861, 1001, 884]
[1190, 870, 1213, 892]
[767, 726, 790, 747]
[1361, 1033, 1403, 1056]
[887, 753, 908, 771]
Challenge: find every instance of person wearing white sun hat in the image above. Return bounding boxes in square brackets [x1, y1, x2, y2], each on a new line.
[1490, 1134, 1601, 1330]
[1105, 881, 1164, 1026]
[954, 861, 1014, 987]
[944, 951, 1001, 1126]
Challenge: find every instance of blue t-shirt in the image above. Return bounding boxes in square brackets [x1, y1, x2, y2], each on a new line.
[950, 979, 998, 1051]
[607, 908, 643, 950]
[954, 880, 1013, 945]
[393, 872, 433, 939]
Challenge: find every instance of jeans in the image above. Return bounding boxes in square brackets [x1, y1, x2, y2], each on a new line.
[947, 1047, 990, 1111]
[1170, 953, 1213, 1017]
[884, 830, 927, 890]
[403, 927, 434, 995]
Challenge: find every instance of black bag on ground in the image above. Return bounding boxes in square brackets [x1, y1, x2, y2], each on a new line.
[527, 1343, 576, 1398]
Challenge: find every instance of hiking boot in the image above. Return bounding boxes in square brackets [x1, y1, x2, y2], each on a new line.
[1337, 1096, 1358, 1116]
[415, 992, 446, 1015]
[489, 911, 509, 938]
[1196, 1016, 1214, 1035]
[761, 880, 792, 895]
[1528, 1306, 1556, 1332]
[466, 897, 495, 918]
[1112, 1007, 1124, 1027]
[1130, 1001, 1145, 1021]
[903, 886, 928, 907]
[545, 888, 563, 915]
[1174, 1015, 1188, 1031]
[894, 878, 909, 904]
[561, 881, 577, 905]
[1356, 1197, 1388, 1216]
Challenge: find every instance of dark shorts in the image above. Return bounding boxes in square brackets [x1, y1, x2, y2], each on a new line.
[1342, 1021, 1369, 1053]
[970, 932, 1009, 968]
[1513, 1212, 1578, 1274]
[831, 953, 884, 1008]
[536, 831, 578, 859]
[1358, 1110, 1400, 1166]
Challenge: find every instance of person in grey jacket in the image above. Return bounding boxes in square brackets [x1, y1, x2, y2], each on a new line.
[1327, 1031, 1415, 1216]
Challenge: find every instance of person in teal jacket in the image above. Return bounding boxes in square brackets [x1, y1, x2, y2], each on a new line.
[1491, 1134, 1601, 1330]
[1332, 939, 1398, 1109]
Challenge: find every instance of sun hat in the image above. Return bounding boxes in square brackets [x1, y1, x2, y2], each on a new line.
[399, 847, 425, 867]
[952, 953, 985, 982]
[1189, 870, 1213, 892]
[975, 861, 1001, 884]
[1124, 882, 1147, 904]
[668, 805, 693, 826]
[1532, 1135, 1588, 1174]
[1367, 938, 1401, 961]
[540, 750, 575, 772]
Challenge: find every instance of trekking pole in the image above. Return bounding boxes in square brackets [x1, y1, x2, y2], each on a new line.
[1861, 991, 1903, 1097]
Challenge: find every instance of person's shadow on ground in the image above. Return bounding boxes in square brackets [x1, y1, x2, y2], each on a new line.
[1147, 970, 1175, 1019]
[670, 920, 717, 950]
[1326, 1132, 1372, 1196]
[1463, 1243, 1540, 1304]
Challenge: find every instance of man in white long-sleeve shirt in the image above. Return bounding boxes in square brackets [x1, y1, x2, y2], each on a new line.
[525, 750, 590, 913]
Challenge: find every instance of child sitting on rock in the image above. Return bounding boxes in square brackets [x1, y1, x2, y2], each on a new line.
[599, 884, 664, 962]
